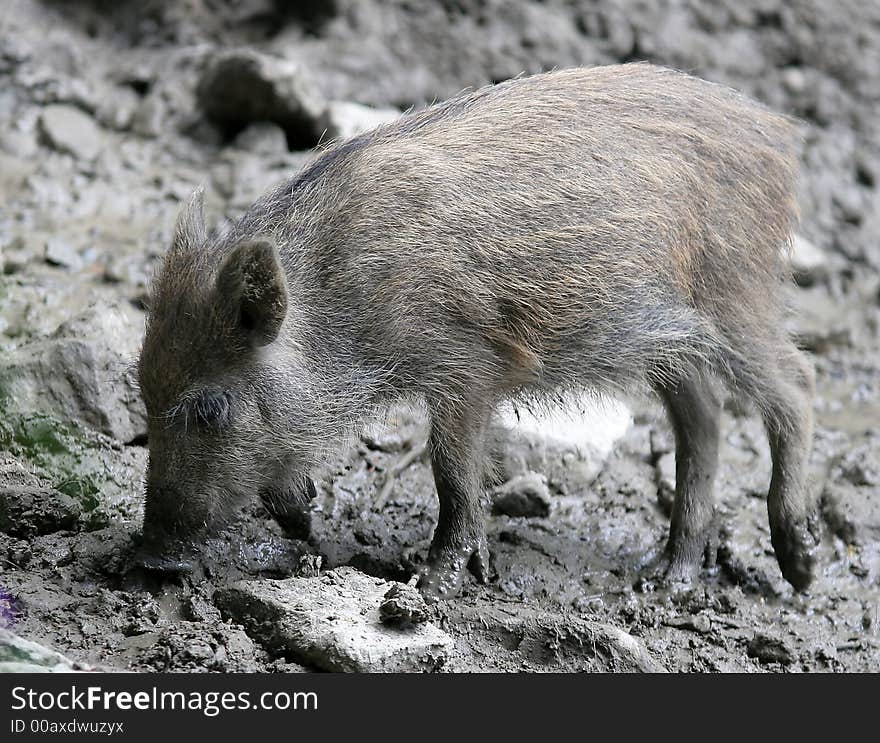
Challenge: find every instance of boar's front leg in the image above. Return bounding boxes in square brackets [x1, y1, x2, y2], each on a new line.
[417, 400, 491, 603]
[259, 472, 316, 541]
[654, 373, 721, 582]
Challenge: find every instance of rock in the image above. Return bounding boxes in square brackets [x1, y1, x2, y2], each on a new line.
[457, 604, 666, 672]
[0, 302, 147, 443]
[0, 628, 88, 672]
[833, 188, 864, 224]
[747, 634, 795, 665]
[492, 396, 632, 495]
[789, 234, 828, 286]
[215, 567, 454, 672]
[781, 67, 807, 95]
[295, 553, 323, 578]
[130, 95, 165, 138]
[837, 439, 880, 487]
[318, 100, 400, 141]
[379, 581, 429, 626]
[94, 85, 139, 131]
[233, 121, 289, 155]
[197, 49, 325, 149]
[820, 438, 880, 547]
[135, 625, 260, 673]
[211, 148, 310, 212]
[0, 484, 81, 537]
[665, 613, 712, 634]
[44, 236, 82, 270]
[38, 104, 103, 161]
[592, 623, 667, 672]
[788, 286, 856, 353]
[491, 472, 552, 518]
[0, 418, 146, 532]
[182, 596, 222, 623]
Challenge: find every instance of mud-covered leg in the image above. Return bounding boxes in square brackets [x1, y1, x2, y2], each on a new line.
[655, 374, 721, 582]
[259, 472, 316, 540]
[417, 401, 490, 603]
[764, 349, 817, 591]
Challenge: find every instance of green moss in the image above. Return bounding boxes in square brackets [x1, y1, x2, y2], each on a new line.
[0, 399, 145, 530]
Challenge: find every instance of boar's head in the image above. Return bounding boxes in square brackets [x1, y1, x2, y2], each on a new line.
[135, 189, 308, 570]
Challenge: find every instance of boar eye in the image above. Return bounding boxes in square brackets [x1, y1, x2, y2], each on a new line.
[192, 390, 232, 430]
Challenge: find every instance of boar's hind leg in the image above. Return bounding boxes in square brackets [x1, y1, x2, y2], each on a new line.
[720, 335, 817, 591]
[747, 344, 817, 591]
[417, 400, 491, 603]
[656, 373, 721, 582]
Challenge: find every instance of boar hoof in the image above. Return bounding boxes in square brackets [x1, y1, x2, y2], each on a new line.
[634, 550, 698, 593]
[417, 537, 489, 603]
[771, 517, 818, 592]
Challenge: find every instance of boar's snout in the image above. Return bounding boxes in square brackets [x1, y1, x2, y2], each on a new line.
[133, 547, 194, 575]
[135, 484, 199, 574]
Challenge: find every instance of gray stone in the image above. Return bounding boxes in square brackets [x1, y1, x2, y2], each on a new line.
[789, 286, 856, 353]
[0, 301, 147, 443]
[0, 628, 88, 672]
[379, 581, 429, 626]
[182, 596, 222, 623]
[44, 236, 82, 270]
[0, 484, 81, 537]
[233, 121, 289, 155]
[94, 85, 139, 131]
[215, 567, 454, 672]
[491, 472, 552, 518]
[197, 49, 325, 149]
[820, 438, 880, 548]
[457, 604, 666, 672]
[747, 634, 795, 666]
[789, 234, 828, 286]
[318, 100, 400, 142]
[130, 95, 165, 138]
[492, 396, 631, 495]
[38, 104, 103, 161]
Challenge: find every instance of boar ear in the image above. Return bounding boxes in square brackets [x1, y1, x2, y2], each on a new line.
[173, 187, 207, 251]
[216, 238, 288, 346]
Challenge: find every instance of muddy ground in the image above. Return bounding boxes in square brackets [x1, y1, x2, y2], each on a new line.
[1, 0, 878, 673]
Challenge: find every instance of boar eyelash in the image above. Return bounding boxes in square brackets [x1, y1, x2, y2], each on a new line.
[193, 391, 233, 429]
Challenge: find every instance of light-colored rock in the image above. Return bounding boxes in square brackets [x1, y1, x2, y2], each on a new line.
[130, 95, 164, 138]
[38, 104, 103, 161]
[215, 567, 454, 672]
[456, 604, 666, 672]
[44, 236, 82, 270]
[318, 100, 400, 141]
[788, 284, 856, 353]
[0, 628, 87, 672]
[493, 395, 632, 494]
[0, 301, 146, 443]
[492, 471, 552, 518]
[789, 233, 828, 285]
[233, 121, 289, 155]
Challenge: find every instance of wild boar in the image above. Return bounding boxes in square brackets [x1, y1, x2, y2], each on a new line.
[136, 62, 816, 601]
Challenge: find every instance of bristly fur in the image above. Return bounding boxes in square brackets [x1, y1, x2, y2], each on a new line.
[138, 63, 816, 595]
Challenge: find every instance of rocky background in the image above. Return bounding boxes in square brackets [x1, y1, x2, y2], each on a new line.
[1, 0, 878, 672]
